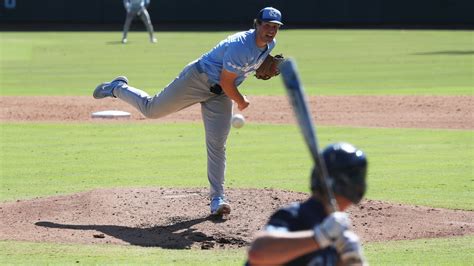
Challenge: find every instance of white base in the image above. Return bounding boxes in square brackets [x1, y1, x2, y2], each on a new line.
[91, 110, 131, 119]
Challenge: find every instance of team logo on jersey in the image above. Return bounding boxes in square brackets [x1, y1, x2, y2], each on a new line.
[227, 60, 262, 78]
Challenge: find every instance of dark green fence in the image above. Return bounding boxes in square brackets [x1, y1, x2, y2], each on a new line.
[1, 0, 473, 26]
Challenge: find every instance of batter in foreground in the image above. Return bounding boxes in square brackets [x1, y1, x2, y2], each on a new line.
[93, 7, 284, 216]
[247, 143, 368, 265]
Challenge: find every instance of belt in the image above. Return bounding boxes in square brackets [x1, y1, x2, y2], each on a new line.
[210, 84, 223, 95]
[195, 61, 223, 95]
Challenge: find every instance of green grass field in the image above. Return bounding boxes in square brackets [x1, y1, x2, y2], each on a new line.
[2, 236, 473, 265]
[0, 29, 473, 265]
[1, 123, 472, 210]
[1, 30, 473, 96]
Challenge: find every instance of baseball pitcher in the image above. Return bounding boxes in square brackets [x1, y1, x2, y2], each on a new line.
[94, 7, 284, 216]
[122, 0, 157, 44]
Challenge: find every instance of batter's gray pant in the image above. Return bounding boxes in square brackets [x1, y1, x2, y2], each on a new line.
[113, 61, 233, 199]
[123, 8, 155, 41]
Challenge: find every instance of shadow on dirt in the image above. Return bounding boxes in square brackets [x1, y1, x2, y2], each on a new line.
[35, 215, 246, 249]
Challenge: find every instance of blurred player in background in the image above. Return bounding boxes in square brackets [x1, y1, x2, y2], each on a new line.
[94, 7, 283, 216]
[247, 143, 368, 265]
[122, 0, 157, 44]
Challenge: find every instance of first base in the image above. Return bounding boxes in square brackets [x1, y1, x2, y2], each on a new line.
[91, 110, 131, 119]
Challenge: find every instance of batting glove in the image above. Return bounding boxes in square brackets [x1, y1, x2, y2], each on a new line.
[313, 212, 350, 248]
[335, 230, 367, 266]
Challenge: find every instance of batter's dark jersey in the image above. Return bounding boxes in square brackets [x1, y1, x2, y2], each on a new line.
[247, 197, 339, 266]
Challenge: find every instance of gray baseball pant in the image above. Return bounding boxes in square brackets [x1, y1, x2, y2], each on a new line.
[113, 60, 233, 199]
[123, 8, 155, 41]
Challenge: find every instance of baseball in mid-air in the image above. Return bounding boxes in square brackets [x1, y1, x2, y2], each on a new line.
[231, 114, 245, 128]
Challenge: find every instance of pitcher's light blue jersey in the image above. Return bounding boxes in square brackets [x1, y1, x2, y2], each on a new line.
[199, 29, 276, 86]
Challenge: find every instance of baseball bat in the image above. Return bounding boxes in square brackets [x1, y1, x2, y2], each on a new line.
[279, 59, 339, 213]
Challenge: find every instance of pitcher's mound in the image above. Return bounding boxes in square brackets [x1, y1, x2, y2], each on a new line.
[0, 188, 472, 249]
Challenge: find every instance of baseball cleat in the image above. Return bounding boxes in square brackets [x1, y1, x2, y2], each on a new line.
[93, 76, 128, 99]
[210, 196, 231, 216]
[122, 38, 128, 44]
[150, 37, 157, 43]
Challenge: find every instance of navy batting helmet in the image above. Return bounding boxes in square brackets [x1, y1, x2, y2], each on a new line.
[311, 142, 368, 204]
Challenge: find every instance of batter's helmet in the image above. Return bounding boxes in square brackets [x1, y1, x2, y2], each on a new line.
[311, 142, 368, 204]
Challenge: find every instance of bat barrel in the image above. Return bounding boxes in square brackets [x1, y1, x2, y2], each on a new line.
[280, 58, 339, 213]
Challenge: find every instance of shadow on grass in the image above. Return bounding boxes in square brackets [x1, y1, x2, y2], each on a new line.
[413, 50, 474, 55]
[35, 215, 241, 249]
[106, 41, 125, 45]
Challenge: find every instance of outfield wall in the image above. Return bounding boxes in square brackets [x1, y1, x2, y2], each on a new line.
[1, 0, 473, 26]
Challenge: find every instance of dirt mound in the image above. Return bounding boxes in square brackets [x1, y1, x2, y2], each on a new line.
[0, 188, 472, 249]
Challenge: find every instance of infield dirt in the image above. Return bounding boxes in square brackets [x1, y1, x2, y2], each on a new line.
[1, 95, 472, 129]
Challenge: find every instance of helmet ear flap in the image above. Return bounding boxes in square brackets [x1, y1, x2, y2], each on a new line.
[332, 172, 365, 204]
[310, 143, 367, 204]
[310, 167, 335, 195]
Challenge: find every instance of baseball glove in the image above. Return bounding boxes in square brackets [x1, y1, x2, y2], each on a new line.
[255, 54, 285, 80]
